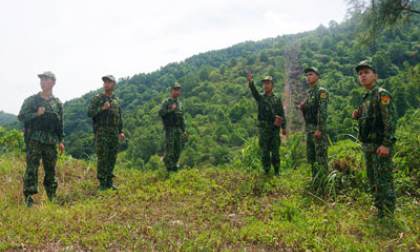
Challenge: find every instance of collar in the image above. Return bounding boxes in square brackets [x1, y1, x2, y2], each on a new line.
[102, 93, 115, 99]
[263, 92, 276, 97]
[38, 92, 55, 100]
[307, 83, 319, 93]
[364, 84, 378, 96]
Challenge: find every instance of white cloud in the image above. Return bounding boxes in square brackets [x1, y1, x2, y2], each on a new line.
[0, 0, 348, 114]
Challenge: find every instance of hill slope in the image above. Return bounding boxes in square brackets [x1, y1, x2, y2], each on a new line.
[61, 13, 420, 167]
[0, 111, 16, 126]
[0, 154, 419, 251]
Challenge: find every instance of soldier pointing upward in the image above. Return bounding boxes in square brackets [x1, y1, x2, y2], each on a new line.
[246, 72, 286, 176]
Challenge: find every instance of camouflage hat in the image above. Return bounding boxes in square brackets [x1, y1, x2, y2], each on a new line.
[261, 76, 274, 83]
[171, 82, 181, 89]
[304, 67, 319, 76]
[355, 59, 377, 73]
[38, 71, 56, 81]
[102, 75, 116, 83]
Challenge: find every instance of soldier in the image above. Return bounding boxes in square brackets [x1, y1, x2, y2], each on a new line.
[299, 67, 329, 181]
[18, 71, 65, 207]
[246, 72, 286, 176]
[158, 82, 187, 172]
[87, 75, 125, 191]
[352, 60, 397, 219]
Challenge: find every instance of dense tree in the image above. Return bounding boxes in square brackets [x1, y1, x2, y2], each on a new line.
[348, 0, 420, 44]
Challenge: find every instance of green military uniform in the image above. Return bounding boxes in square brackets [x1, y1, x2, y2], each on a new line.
[302, 67, 329, 180]
[158, 82, 186, 172]
[249, 76, 286, 175]
[355, 60, 397, 218]
[18, 72, 64, 205]
[87, 75, 123, 190]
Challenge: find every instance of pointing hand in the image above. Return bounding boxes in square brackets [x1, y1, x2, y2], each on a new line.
[246, 72, 253, 84]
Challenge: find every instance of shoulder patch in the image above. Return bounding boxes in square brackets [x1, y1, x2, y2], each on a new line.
[381, 96, 391, 106]
[320, 92, 327, 99]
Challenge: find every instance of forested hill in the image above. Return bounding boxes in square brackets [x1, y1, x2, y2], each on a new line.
[62, 14, 420, 167]
[0, 111, 16, 126]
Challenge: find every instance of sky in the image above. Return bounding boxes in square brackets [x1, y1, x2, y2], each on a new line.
[0, 0, 348, 115]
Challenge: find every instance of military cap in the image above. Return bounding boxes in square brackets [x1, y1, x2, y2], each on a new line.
[261, 76, 274, 83]
[355, 59, 377, 73]
[38, 71, 56, 81]
[171, 82, 181, 89]
[304, 67, 320, 76]
[102, 75, 117, 83]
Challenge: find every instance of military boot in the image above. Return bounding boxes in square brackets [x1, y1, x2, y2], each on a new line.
[274, 166, 280, 176]
[47, 191, 61, 205]
[99, 179, 107, 191]
[106, 178, 119, 191]
[25, 195, 34, 208]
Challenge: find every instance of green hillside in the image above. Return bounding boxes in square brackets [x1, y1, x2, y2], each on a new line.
[0, 111, 16, 126]
[61, 14, 420, 169]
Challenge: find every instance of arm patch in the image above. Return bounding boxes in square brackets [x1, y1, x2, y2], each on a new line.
[381, 96, 390, 106]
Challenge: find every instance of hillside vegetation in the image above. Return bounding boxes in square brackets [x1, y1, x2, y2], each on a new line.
[0, 152, 419, 251]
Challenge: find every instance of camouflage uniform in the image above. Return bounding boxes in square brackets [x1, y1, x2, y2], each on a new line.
[249, 76, 286, 174]
[87, 75, 123, 190]
[159, 82, 186, 172]
[18, 72, 64, 203]
[355, 61, 397, 218]
[302, 67, 329, 180]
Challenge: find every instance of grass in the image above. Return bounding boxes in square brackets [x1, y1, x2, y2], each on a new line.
[0, 153, 419, 251]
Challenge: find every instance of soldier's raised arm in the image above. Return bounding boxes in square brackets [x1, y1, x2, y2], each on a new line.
[247, 72, 261, 102]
